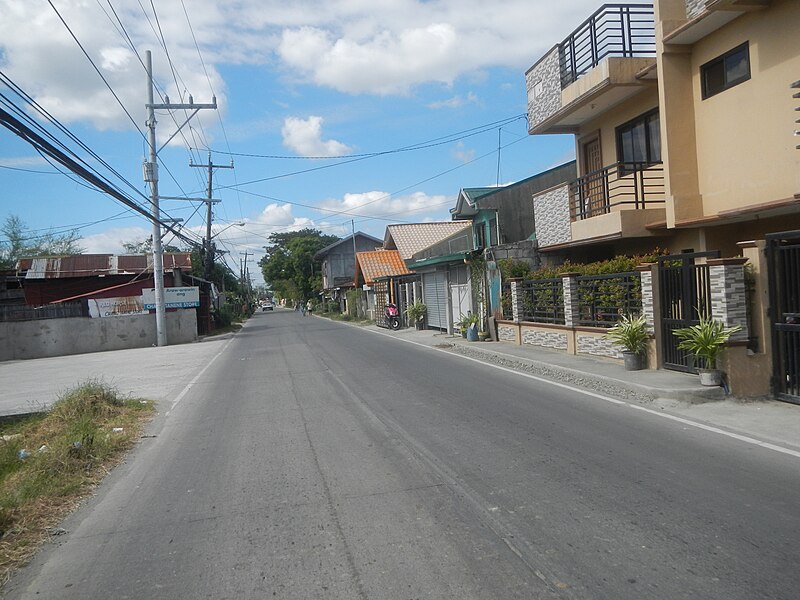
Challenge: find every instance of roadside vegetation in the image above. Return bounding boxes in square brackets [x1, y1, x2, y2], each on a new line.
[0, 381, 154, 584]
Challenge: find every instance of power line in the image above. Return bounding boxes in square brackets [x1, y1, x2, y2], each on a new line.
[46, 0, 144, 137]
[207, 115, 526, 161]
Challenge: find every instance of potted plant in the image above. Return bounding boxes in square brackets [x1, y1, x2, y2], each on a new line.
[405, 301, 427, 330]
[464, 313, 481, 342]
[454, 315, 469, 338]
[673, 313, 741, 386]
[605, 313, 648, 370]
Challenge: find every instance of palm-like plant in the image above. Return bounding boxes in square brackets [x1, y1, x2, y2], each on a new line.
[605, 313, 648, 355]
[673, 313, 741, 370]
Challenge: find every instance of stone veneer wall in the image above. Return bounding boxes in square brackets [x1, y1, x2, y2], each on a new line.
[577, 334, 622, 359]
[709, 262, 749, 342]
[521, 326, 568, 350]
[533, 184, 572, 248]
[498, 323, 517, 342]
[526, 47, 562, 131]
[685, 0, 708, 19]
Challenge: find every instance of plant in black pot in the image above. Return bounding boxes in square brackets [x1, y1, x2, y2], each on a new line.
[405, 301, 427, 330]
[673, 313, 741, 386]
[605, 313, 648, 370]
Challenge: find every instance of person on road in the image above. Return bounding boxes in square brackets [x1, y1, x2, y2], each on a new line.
[306, 299, 313, 317]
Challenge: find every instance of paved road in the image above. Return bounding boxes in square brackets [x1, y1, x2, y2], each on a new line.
[6, 310, 800, 599]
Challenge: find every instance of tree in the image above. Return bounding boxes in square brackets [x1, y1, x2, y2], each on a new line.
[259, 229, 338, 301]
[121, 237, 184, 254]
[0, 215, 84, 270]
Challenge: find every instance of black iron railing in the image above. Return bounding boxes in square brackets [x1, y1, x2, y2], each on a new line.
[559, 4, 656, 89]
[569, 161, 664, 221]
[520, 278, 565, 325]
[576, 272, 642, 327]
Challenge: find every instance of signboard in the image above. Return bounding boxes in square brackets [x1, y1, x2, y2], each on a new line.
[142, 286, 200, 309]
[88, 296, 148, 318]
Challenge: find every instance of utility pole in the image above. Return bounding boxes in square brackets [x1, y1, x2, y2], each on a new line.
[189, 152, 233, 282]
[144, 50, 216, 346]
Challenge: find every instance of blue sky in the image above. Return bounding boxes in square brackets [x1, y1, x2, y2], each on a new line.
[0, 0, 598, 284]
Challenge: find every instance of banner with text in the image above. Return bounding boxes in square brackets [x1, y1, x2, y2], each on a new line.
[142, 286, 200, 309]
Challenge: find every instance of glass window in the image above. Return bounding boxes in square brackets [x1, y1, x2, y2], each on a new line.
[489, 218, 498, 247]
[616, 109, 660, 168]
[701, 42, 750, 99]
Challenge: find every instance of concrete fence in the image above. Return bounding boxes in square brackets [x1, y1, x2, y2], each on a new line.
[0, 309, 197, 361]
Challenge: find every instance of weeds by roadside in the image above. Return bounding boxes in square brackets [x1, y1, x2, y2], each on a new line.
[0, 380, 154, 585]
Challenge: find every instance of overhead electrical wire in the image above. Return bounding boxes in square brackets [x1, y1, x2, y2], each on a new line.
[0, 105, 198, 248]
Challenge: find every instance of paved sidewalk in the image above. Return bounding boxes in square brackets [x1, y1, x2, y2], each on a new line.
[0, 334, 233, 417]
[365, 323, 800, 453]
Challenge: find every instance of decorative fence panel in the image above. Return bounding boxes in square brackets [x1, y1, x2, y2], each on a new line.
[576, 272, 641, 327]
[519, 278, 565, 324]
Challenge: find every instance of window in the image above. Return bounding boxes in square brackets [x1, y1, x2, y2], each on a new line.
[701, 42, 750, 99]
[616, 108, 661, 169]
[474, 223, 486, 249]
[488, 218, 498, 247]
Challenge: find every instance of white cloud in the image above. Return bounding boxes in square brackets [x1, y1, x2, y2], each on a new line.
[281, 116, 352, 157]
[427, 92, 479, 110]
[0, 156, 48, 167]
[452, 142, 475, 164]
[80, 226, 152, 254]
[318, 190, 452, 220]
[0, 0, 601, 129]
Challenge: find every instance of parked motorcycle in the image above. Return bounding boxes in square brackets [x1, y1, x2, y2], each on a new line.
[385, 303, 401, 330]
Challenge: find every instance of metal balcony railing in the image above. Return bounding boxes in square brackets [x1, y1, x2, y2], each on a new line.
[559, 4, 656, 89]
[569, 161, 665, 221]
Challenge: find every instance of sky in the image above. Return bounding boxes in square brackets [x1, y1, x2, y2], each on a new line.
[0, 0, 599, 286]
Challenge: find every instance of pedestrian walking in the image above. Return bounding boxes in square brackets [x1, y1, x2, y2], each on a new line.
[306, 299, 313, 317]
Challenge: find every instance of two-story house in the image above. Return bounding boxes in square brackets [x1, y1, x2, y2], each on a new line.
[524, 0, 799, 400]
[315, 232, 382, 312]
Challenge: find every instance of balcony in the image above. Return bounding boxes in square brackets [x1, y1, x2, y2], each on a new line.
[570, 161, 665, 220]
[665, 0, 770, 45]
[526, 4, 657, 135]
[568, 161, 666, 244]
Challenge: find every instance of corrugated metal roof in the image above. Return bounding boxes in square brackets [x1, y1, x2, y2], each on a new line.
[356, 249, 411, 285]
[18, 253, 192, 279]
[384, 222, 471, 259]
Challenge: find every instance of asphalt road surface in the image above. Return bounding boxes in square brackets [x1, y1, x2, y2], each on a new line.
[6, 310, 800, 599]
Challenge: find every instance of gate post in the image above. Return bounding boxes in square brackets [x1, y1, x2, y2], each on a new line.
[636, 263, 660, 368]
[509, 278, 523, 323]
[707, 258, 749, 341]
[560, 273, 580, 328]
[509, 278, 523, 345]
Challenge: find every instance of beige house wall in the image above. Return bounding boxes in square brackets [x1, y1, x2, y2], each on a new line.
[576, 87, 660, 177]
[690, 0, 800, 216]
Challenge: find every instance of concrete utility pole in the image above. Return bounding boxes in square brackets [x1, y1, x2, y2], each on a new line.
[189, 152, 233, 282]
[144, 50, 216, 346]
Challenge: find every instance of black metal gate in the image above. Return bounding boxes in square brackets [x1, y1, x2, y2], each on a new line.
[658, 251, 720, 372]
[767, 230, 800, 404]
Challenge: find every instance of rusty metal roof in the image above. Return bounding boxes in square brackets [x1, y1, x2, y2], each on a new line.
[384, 222, 471, 259]
[355, 249, 411, 285]
[17, 253, 193, 279]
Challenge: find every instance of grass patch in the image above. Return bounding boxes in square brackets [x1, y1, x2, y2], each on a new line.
[0, 380, 154, 585]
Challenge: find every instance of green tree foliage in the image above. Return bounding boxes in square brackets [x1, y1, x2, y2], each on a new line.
[259, 229, 338, 301]
[0, 215, 84, 269]
[121, 237, 183, 255]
